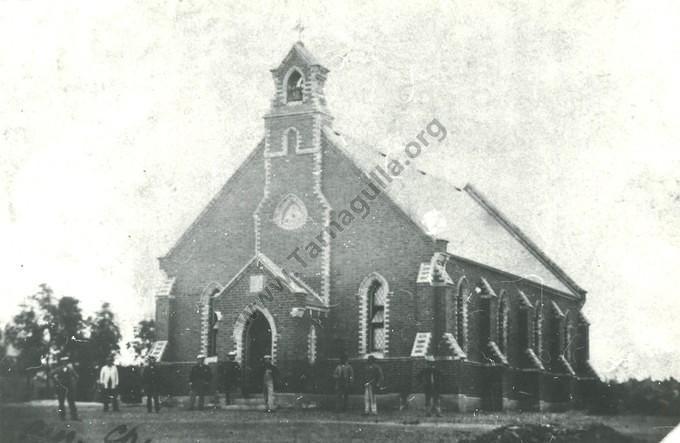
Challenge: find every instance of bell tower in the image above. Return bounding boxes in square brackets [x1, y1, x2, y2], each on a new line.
[264, 41, 332, 156]
[254, 42, 333, 302]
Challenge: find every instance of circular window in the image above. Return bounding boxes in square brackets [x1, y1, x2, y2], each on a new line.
[274, 194, 307, 230]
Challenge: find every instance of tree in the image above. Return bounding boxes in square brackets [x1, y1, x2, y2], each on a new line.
[4, 285, 56, 370]
[4, 285, 89, 370]
[85, 303, 122, 366]
[0, 329, 5, 360]
[55, 296, 85, 358]
[127, 319, 156, 360]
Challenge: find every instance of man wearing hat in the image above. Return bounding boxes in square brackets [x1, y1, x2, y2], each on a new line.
[417, 356, 443, 417]
[188, 354, 212, 410]
[99, 355, 120, 412]
[142, 356, 162, 413]
[261, 355, 279, 413]
[52, 355, 80, 421]
[221, 351, 241, 406]
[362, 355, 384, 416]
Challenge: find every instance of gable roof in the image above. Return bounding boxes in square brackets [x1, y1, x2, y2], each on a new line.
[272, 42, 327, 74]
[323, 127, 585, 298]
[161, 140, 265, 262]
[218, 252, 327, 310]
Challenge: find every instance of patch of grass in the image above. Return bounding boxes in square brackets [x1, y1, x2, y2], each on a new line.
[0, 404, 675, 442]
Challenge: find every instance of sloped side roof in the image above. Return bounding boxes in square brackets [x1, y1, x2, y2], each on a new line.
[323, 127, 583, 297]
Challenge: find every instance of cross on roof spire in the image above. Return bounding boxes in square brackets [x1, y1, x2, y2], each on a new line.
[293, 19, 305, 42]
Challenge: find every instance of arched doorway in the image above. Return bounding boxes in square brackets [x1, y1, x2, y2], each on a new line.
[243, 311, 272, 394]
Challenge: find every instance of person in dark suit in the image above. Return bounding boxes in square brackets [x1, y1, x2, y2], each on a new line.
[417, 356, 443, 417]
[363, 355, 384, 416]
[188, 354, 211, 410]
[142, 356, 162, 413]
[52, 355, 80, 421]
[333, 354, 354, 411]
[221, 351, 241, 406]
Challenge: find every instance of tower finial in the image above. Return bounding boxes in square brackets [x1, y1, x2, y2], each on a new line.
[293, 18, 305, 42]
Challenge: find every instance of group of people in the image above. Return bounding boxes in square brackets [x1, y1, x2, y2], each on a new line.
[333, 354, 442, 416]
[51, 353, 162, 421]
[187, 351, 279, 413]
[187, 351, 245, 410]
[52, 351, 445, 420]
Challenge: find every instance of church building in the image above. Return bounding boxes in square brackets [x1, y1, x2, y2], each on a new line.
[151, 42, 598, 411]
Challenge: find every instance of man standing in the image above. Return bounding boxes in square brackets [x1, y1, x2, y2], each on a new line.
[363, 355, 384, 416]
[99, 355, 119, 412]
[222, 351, 240, 406]
[333, 354, 354, 411]
[417, 356, 443, 417]
[262, 355, 279, 413]
[189, 354, 211, 410]
[52, 355, 79, 421]
[142, 356, 161, 413]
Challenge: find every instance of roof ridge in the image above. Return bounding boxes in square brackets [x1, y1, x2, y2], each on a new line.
[161, 140, 265, 263]
[463, 184, 585, 297]
[256, 253, 327, 308]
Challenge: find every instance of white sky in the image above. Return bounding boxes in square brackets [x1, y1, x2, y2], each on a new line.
[1, 0, 679, 380]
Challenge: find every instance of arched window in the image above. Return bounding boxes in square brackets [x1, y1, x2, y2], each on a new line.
[456, 277, 469, 352]
[200, 283, 223, 357]
[281, 127, 299, 154]
[358, 273, 389, 356]
[549, 301, 566, 370]
[208, 305, 219, 357]
[564, 316, 573, 363]
[575, 311, 590, 373]
[533, 302, 543, 359]
[497, 292, 509, 356]
[518, 290, 533, 348]
[286, 69, 304, 102]
[307, 325, 317, 364]
[367, 280, 386, 353]
[287, 128, 298, 151]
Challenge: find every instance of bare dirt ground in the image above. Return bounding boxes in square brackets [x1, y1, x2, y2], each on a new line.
[0, 401, 677, 442]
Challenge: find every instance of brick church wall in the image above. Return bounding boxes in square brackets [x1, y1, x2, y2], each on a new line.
[321, 135, 437, 359]
[160, 142, 265, 295]
[158, 143, 265, 361]
[152, 44, 593, 411]
[210, 261, 312, 363]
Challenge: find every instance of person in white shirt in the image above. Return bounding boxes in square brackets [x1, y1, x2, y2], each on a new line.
[99, 355, 120, 412]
